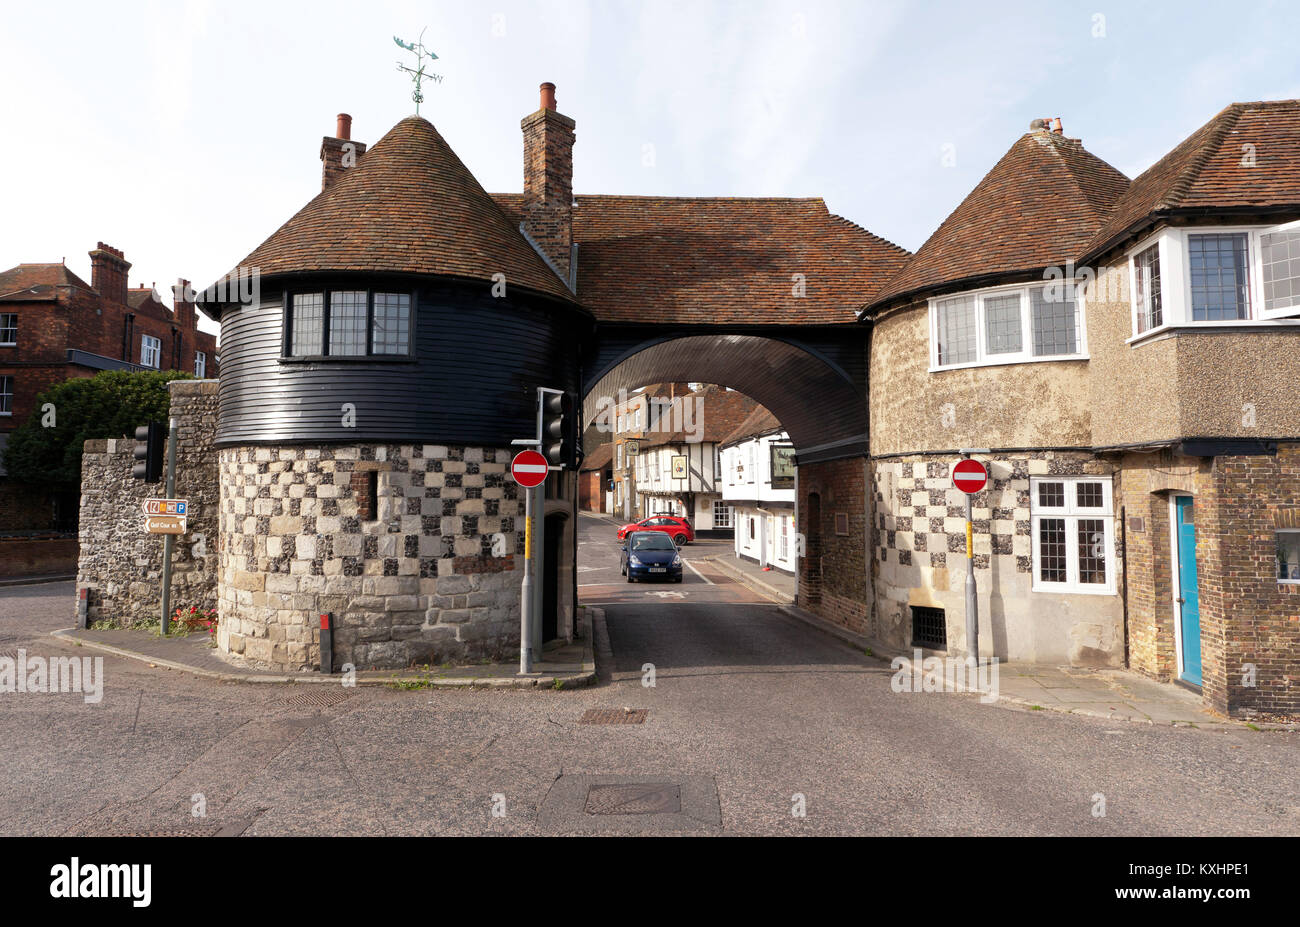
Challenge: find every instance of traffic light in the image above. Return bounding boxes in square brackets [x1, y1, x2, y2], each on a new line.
[540, 389, 576, 468]
[132, 422, 165, 482]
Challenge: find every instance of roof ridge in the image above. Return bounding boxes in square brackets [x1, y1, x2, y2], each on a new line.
[1159, 103, 1245, 209]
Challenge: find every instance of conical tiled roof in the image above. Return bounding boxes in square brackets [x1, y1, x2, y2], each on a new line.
[864, 129, 1129, 314]
[1082, 100, 1300, 261]
[204, 116, 576, 306]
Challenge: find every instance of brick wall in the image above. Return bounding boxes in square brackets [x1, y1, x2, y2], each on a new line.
[798, 457, 870, 635]
[579, 469, 605, 512]
[0, 536, 78, 578]
[1198, 444, 1300, 715]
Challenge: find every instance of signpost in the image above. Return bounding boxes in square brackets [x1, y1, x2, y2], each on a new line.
[144, 515, 186, 535]
[953, 452, 990, 662]
[512, 449, 549, 675]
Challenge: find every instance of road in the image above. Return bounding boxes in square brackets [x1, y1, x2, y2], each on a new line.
[0, 514, 1296, 835]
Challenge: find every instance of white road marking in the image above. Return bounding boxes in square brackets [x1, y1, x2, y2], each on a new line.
[682, 559, 714, 584]
[645, 591, 686, 598]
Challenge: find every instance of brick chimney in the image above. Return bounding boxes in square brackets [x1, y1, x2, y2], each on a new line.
[320, 113, 367, 191]
[521, 82, 576, 279]
[89, 242, 130, 305]
[173, 277, 197, 329]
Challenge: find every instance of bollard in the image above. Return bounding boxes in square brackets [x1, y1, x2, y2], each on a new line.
[319, 613, 334, 674]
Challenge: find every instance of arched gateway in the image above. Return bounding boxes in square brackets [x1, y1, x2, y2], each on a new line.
[197, 86, 906, 671]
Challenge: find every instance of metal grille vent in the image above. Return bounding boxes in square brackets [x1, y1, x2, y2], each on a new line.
[911, 605, 946, 649]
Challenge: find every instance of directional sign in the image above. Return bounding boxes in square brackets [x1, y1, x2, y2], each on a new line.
[511, 450, 549, 488]
[144, 515, 187, 535]
[143, 498, 189, 517]
[952, 458, 988, 495]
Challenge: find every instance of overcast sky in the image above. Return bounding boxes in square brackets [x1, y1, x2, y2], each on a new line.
[4, 0, 1299, 337]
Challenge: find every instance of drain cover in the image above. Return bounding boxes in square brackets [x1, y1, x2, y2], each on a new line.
[585, 784, 682, 815]
[282, 687, 355, 709]
[579, 708, 647, 725]
[83, 824, 223, 837]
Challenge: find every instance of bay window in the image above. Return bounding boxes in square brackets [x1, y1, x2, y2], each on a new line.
[1128, 221, 1300, 337]
[931, 283, 1085, 370]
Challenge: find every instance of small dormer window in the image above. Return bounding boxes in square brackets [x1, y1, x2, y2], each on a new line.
[285, 290, 413, 359]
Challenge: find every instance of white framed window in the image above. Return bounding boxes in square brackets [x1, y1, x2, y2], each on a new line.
[930, 282, 1085, 370]
[0, 375, 12, 415]
[195, 351, 207, 378]
[1030, 476, 1116, 595]
[1132, 242, 1163, 333]
[0, 313, 16, 345]
[1127, 222, 1300, 338]
[141, 334, 161, 369]
[713, 501, 732, 529]
[778, 516, 789, 561]
[747, 444, 757, 483]
[1278, 530, 1300, 584]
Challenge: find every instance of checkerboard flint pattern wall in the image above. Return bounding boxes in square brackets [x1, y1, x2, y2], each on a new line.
[871, 451, 1116, 642]
[217, 443, 522, 671]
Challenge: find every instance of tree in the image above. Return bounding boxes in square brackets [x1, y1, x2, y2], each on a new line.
[2, 370, 193, 491]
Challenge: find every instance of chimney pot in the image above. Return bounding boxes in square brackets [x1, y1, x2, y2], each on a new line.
[539, 82, 556, 111]
[336, 113, 352, 140]
[1052, 117, 1063, 134]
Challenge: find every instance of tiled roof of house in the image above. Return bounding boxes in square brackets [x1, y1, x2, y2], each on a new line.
[205, 116, 576, 306]
[1082, 100, 1300, 260]
[127, 287, 164, 311]
[580, 442, 614, 471]
[720, 404, 784, 448]
[493, 194, 910, 324]
[641, 385, 758, 448]
[0, 263, 92, 301]
[864, 129, 1130, 314]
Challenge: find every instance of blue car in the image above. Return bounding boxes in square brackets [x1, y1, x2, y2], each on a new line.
[620, 531, 684, 583]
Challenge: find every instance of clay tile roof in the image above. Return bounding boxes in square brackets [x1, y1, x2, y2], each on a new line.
[580, 442, 614, 471]
[865, 130, 1129, 314]
[1082, 100, 1300, 260]
[720, 404, 783, 448]
[127, 288, 162, 310]
[493, 194, 910, 324]
[641, 385, 758, 448]
[0, 263, 92, 300]
[205, 116, 576, 306]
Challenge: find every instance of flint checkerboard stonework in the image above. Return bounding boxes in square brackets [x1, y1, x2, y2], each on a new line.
[870, 451, 1124, 665]
[217, 443, 523, 671]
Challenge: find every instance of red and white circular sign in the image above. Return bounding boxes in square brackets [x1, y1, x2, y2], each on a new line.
[952, 458, 988, 494]
[511, 450, 550, 488]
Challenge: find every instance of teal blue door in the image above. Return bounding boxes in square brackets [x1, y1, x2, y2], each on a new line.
[1175, 496, 1202, 686]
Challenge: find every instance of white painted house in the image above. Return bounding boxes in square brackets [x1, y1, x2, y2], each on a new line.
[720, 406, 797, 573]
[631, 384, 758, 531]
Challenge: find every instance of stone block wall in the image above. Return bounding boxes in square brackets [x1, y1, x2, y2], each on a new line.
[870, 451, 1125, 665]
[76, 380, 220, 625]
[217, 443, 525, 671]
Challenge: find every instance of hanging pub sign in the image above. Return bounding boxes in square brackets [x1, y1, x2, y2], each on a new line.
[671, 455, 688, 479]
[770, 444, 796, 487]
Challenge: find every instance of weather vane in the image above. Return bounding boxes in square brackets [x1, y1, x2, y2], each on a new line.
[394, 28, 442, 115]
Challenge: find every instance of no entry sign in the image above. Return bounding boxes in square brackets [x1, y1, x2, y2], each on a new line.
[952, 458, 988, 494]
[511, 449, 549, 488]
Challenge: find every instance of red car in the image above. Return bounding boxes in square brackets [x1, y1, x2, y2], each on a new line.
[617, 515, 695, 546]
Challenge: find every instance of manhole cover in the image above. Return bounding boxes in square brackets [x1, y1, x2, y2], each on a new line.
[585, 783, 681, 815]
[580, 708, 647, 725]
[281, 687, 355, 709]
[84, 824, 223, 837]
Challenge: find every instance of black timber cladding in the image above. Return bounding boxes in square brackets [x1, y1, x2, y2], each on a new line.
[216, 276, 587, 448]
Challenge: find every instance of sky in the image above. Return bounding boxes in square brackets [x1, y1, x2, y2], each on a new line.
[4, 0, 1300, 339]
